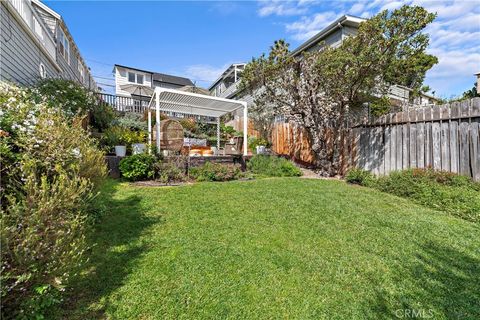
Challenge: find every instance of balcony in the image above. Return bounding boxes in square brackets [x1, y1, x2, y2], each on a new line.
[217, 81, 240, 99]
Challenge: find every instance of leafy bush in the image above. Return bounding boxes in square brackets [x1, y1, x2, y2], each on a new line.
[247, 155, 302, 177]
[0, 83, 106, 319]
[345, 167, 480, 223]
[34, 78, 115, 131]
[119, 153, 156, 181]
[116, 112, 148, 131]
[190, 162, 243, 182]
[345, 168, 376, 187]
[155, 161, 186, 184]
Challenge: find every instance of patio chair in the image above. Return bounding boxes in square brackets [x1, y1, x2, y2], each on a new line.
[224, 136, 243, 155]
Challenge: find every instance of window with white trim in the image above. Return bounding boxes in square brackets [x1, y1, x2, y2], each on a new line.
[127, 71, 144, 84]
[39, 63, 47, 78]
[57, 28, 70, 64]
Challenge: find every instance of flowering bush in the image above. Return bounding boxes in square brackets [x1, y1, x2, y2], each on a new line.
[34, 78, 115, 131]
[0, 82, 106, 319]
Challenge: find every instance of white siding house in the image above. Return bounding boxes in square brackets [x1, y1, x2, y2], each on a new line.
[114, 66, 153, 97]
[113, 64, 193, 98]
[0, 0, 96, 89]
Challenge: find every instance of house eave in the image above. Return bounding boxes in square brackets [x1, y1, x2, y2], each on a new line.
[291, 15, 366, 56]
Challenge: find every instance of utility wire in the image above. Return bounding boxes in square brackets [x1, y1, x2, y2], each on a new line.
[85, 57, 214, 84]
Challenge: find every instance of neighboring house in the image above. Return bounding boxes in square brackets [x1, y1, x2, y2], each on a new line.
[389, 85, 441, 107]
[114, 64, 193, 98]
[0, 0, 96, 89]
[209, 63, 245, 99]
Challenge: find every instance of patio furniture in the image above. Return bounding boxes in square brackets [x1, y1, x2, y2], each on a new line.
[224, 137, 243, 155]
[147, 88, 248, 156]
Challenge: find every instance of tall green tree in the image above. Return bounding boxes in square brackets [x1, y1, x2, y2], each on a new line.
[241, 5, 438, 176]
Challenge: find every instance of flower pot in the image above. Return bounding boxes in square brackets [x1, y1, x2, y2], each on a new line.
[256, 145, 266, 154]
[132, 143, 146, 155]
[115, 145, 126, 157]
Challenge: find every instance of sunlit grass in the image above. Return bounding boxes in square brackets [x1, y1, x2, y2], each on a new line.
[62, 178, 480, 319]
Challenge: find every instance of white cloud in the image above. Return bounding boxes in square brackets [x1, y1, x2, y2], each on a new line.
[182, 64, 230, 85]
[257, 0, 313, 17]
[271, 0, 479, 95]
[285, 11, 337, 40]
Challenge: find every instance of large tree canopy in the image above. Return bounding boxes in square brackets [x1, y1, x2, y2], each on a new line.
[240, 5, 438, 176]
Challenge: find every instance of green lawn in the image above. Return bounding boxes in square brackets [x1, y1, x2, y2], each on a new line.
[62, 178, 479, 319]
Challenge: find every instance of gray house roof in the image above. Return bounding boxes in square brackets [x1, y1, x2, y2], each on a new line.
[114, 64, 193, 87]
[153, 72, 193, 87]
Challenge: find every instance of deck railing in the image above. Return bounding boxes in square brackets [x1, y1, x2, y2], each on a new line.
[96, 93, 149, 113]
[95, 93, 217, 123]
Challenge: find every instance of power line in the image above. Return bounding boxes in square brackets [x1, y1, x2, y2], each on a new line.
[92, 74, 114, 81]
[85, 57, 215, 84]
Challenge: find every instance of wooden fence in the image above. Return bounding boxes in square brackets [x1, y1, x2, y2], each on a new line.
[271, 98, 480, 180]
[354, 98, 480, 181]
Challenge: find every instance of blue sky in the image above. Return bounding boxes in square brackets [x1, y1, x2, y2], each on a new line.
[45, 1, 479, 98]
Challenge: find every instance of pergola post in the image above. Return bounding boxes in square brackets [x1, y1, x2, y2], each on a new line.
[243, 102, 248, 156]
[155, 89, 161, 155]
[216, 117, 220, 151]
[148, 108, 152, 151]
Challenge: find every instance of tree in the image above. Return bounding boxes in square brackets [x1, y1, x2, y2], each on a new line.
[461, 83, 480, 99]
[240, 5, 437, 176]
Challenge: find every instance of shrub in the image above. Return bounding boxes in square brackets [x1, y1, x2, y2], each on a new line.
[34, 78, 115, 131]
[345, 168, 376, 187]
[374, 169, 480, 222]
[155, 161, 186, 184]
[119, 153, 156, 181]
[116, 112, 148, 131]
[345, 167, 480, 223]
[247, 155, 302, 177]
[0, 82, 106, 319]
[190, 162, 243, 182]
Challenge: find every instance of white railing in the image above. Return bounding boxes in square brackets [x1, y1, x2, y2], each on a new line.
[7, 0, 56, 61]
[218, 81, 240, 98]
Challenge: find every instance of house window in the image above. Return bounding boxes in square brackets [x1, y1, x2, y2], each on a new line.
[78, 61, 85, 83]
[127, 71, 144, 84]
[39, 63, 47, 78]
[57, 28, 70, 64]
[128, 72, 136, 82]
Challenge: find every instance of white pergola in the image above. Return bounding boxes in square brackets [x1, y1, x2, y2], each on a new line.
[147, 87, 248, 156]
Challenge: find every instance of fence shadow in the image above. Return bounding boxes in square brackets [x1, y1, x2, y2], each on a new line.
[59, 181, 160, 319]
[368, 241, 480, 319]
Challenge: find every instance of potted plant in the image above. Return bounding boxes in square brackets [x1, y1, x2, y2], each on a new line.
[102, 126, 127, 157]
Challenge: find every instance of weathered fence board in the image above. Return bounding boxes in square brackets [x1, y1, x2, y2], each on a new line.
[352, 98, 480, 181]
[270, 98, 479, 180]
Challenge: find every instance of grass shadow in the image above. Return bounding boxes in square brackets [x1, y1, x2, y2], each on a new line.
[369, 240, 480, 319]
[58, 180, 160, 319]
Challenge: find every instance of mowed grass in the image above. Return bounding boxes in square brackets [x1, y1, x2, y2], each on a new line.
[62, 178, 480, 319]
